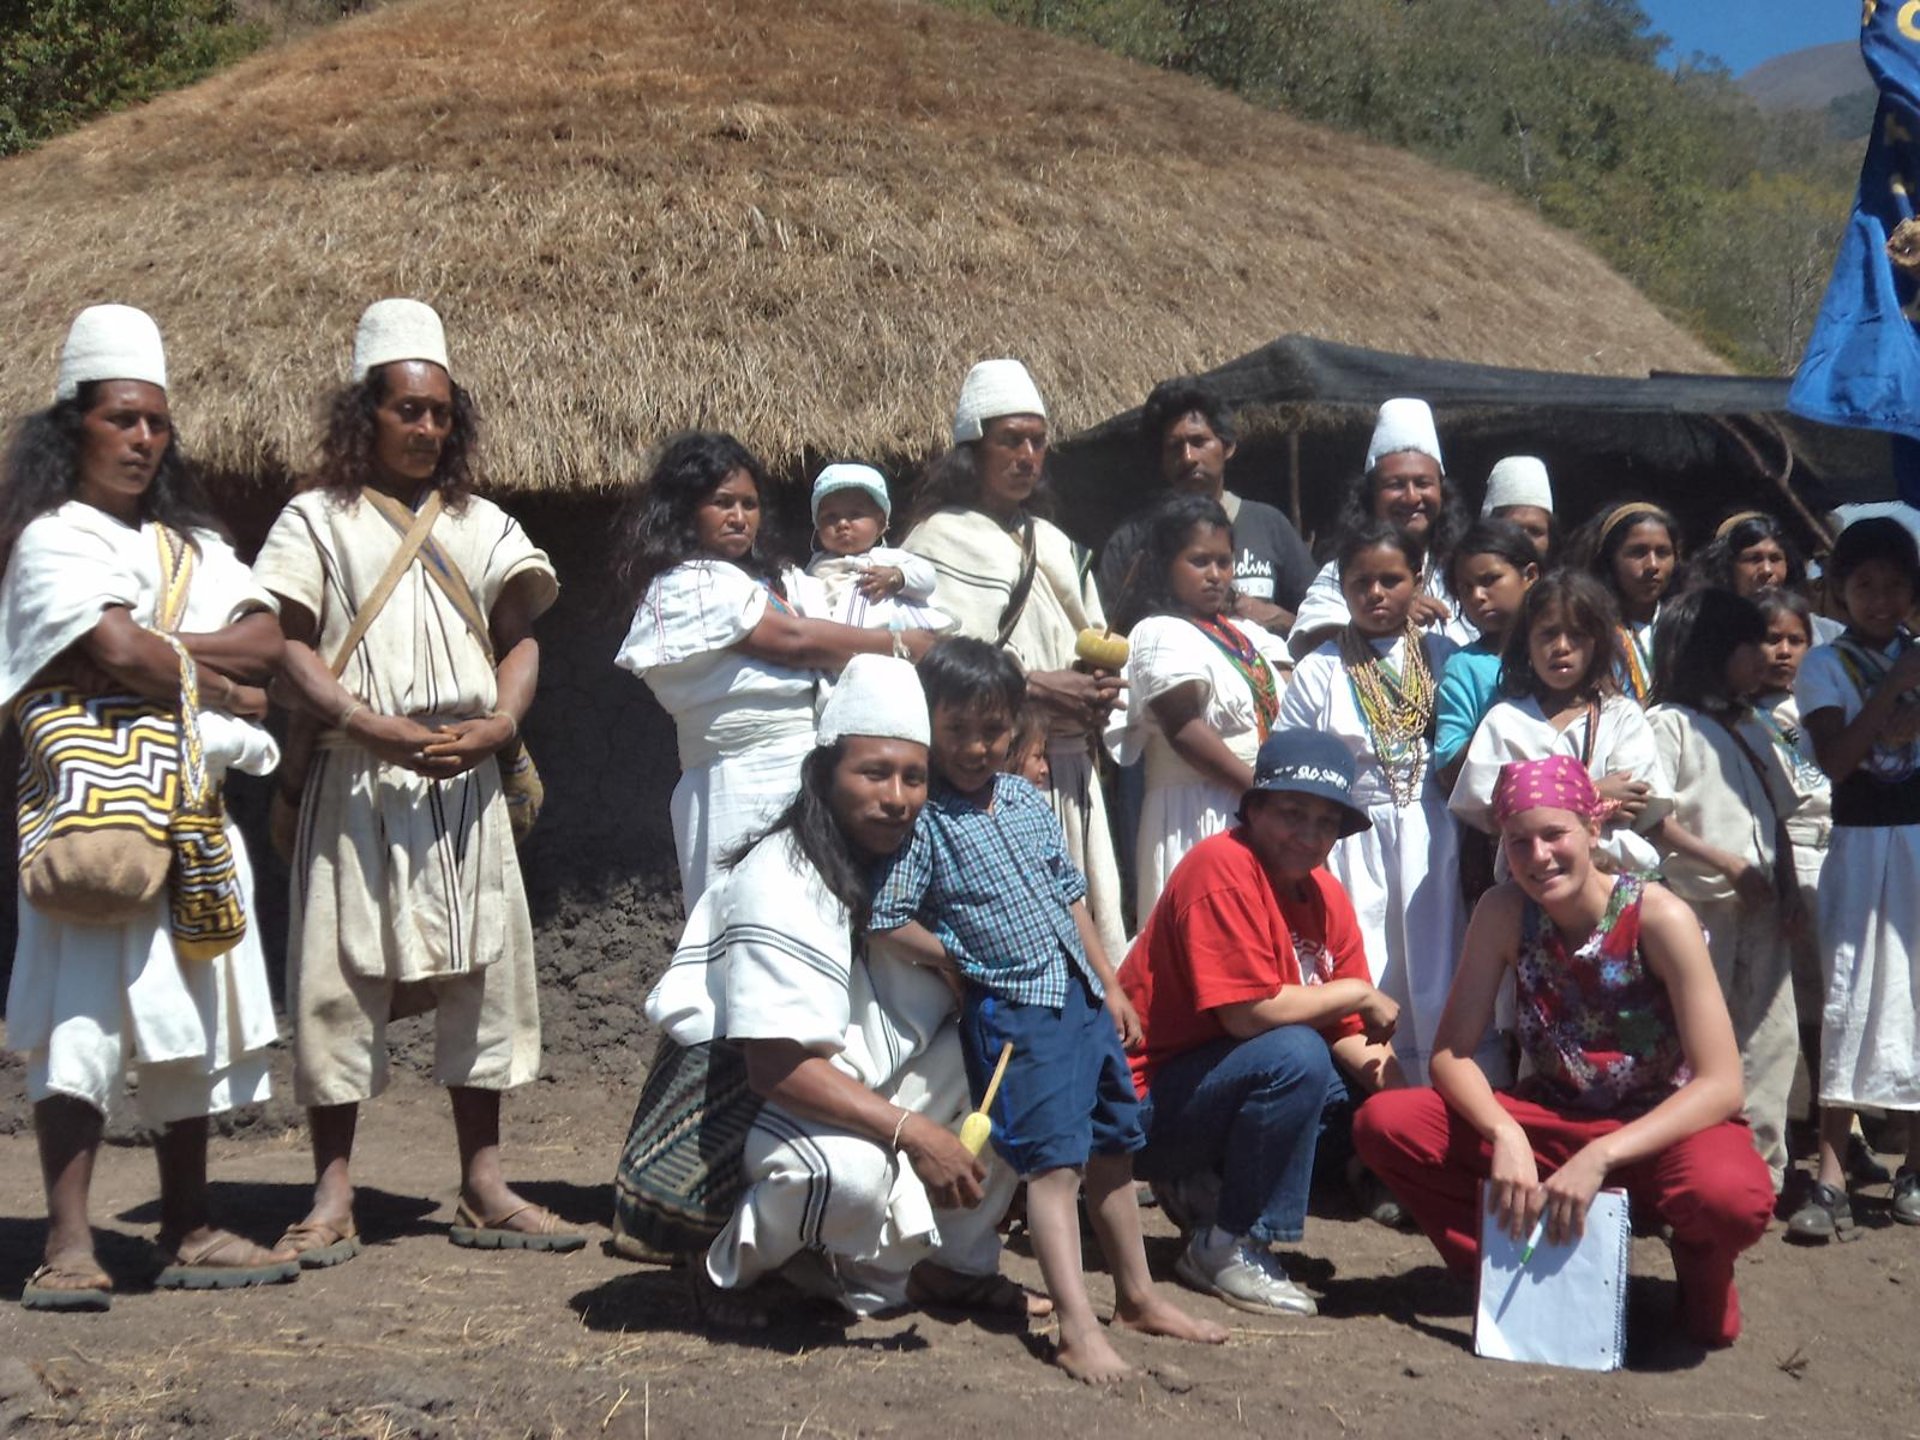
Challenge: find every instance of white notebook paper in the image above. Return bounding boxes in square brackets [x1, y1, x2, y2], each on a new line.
[1473, 1183, 1630, 1372]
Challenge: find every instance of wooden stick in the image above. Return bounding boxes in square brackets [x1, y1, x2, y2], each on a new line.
[978, 1041, 1014, 1115]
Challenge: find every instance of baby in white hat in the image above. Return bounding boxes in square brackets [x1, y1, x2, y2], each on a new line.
[801, 463, 953, 634]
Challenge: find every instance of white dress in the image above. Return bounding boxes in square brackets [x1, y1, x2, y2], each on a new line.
[616, 560, 819, 912]
[1107, 614, 1289, 928]
[647, 830, 1014, 1313]
[1795, 641, 1920, 1109]
[1276, 630, 1476, 1084]
[1739, 690, 1832, 1029]
[800, 546, 953, 633]
[1, 502, 279, 1125]
[1448, 693, 1672, 874]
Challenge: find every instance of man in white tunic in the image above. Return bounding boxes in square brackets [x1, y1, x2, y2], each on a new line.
[255, 300, 579, 1263]
[903, 361, 1130, 960]
[646, 656, 1033, 1323]
[2, 305, 294, 1308]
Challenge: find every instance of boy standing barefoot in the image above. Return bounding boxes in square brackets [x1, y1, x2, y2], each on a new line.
[873, 638, 1226, 1382]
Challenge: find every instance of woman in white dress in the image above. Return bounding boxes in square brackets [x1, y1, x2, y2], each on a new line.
[1276, 523, 1471, 1084]
[1108, 495, 1288, 927]
[1, 305, 292, 1310]
[612, 434, 936, 912]
[1792, 518, 1920, 1237]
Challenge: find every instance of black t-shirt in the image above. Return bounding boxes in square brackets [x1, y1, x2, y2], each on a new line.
[1097, 492, 1316, 618]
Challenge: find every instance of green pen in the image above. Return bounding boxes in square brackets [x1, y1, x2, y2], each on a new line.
[1517, 1215, 1548, 1266]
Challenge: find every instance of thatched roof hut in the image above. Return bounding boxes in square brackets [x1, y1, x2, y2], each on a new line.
[0, 0, 1721, 493]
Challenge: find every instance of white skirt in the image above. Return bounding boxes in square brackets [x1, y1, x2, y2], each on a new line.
[671, 729, 818, 913]
[1133, 777, 1238, 932]
[1326, 789, 1474, 1086]
[1817, 824, 1920, 1109]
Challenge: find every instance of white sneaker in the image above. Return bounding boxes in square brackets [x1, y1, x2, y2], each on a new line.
[1173, 1232, 1318, 1317]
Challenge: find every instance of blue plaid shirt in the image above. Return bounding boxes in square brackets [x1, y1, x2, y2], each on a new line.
[870, 774, 1099, 1006]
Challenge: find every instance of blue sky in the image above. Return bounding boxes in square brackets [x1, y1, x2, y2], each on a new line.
[1640, 0, 1857, 75]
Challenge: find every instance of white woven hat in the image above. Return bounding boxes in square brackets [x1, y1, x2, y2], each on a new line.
[54, 304, 167, 402]
[812, 463, 892, 524]
[1481, 456, 1553, 515]
[1365, 397, 1443, 474]
[817, 655, 930, 746]
[952, 359, 1046, 444]
[352, 298, 451, 382]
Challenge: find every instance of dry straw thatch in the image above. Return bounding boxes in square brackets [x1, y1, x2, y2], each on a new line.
[0, 0, 1725, 492]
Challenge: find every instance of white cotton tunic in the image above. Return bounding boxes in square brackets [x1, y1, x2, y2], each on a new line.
[800, 546, 954, 633]
[615, 559, 819, 911]
[1795, 641, 1920, 1108]
[904, 506, 1129, 960]
[2, 502, 279, 1123]
[1106, 613, 1289, 928]
[1276, 631, 1479, 1084]
[1449, 693, 1672, 874]
[647, 830, 1013, 1312]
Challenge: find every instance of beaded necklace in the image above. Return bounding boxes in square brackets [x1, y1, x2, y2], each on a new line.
[1615, 622, 1653, 703]
[1338, 623, 1435, 806]
[1192, 614, 1280, 742]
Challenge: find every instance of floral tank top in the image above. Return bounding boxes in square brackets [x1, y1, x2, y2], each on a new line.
[1514, 873, 1689, 1115]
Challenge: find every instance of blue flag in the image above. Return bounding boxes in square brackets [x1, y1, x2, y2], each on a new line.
[1789, 5, 1920, 501]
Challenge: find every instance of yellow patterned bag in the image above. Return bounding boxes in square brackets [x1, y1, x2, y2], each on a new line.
[161, 632, 246, 961]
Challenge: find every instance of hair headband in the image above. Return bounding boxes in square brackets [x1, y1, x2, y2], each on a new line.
[1713, 510, 1770, 542]
[1598, 502, 1674, 551]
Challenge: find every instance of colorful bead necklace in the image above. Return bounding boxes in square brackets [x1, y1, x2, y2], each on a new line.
[1192, 614, 1280, 742]
[1339, 623, 1435, 807]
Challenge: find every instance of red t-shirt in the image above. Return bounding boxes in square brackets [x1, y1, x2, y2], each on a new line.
[1118, 829, 1370, 1096]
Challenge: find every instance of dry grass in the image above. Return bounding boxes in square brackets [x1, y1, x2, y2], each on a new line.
[0, 0, 1724, 492]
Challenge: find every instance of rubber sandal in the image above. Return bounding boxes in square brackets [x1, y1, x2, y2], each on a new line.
[154, 1230, 300, 1290]
[448, 1200, 587, 1253]
[276, 1216, 363, 1270]
[21, 1261, 112, 1313]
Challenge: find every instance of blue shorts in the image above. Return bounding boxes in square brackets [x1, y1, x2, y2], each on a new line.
[960, 972, 1145, 1177]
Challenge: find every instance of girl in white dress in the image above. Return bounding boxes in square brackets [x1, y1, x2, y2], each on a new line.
[1, 305, 292, 1309]
[1646, 588, 1799, 1189]
[1276, 523, 1466, 1083]
[1108, 495, 1289, 927]
[1450, 573, 1670, 875]
[1569, 501, 1682, 706]
[613, 433, 937, 911]
[1792, 518, 1920, 1237]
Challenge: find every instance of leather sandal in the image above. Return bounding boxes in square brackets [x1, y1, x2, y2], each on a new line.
[155, 1230, 300, 1290]
[22, 1259, 112, 1313]
[276, 1215, 363, 1269]
[448, 1200, 587, 1252]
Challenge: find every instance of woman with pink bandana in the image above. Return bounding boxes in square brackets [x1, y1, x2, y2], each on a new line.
[1353, 755, 1774, 1348]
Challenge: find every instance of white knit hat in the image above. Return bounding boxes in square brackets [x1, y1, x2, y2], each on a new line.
[812, 463, 892, 524]
[1481, 456, 1554, 516]
[1365, 397, 1444, 475]
[817, 655, 930, 747]
[351, 298, 451, 382]
[54, 304, 167, 402]
[952, 359, 1046, 444]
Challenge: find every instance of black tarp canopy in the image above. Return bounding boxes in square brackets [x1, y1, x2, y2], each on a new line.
[1051, 335, 1896, 555]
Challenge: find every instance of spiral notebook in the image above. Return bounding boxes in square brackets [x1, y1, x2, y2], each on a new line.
[1473, 1184, 1630, 1372]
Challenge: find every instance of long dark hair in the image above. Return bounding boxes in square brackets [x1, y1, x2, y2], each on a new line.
[725, 742, 886, 932]
[0, 384, 220, 579]
[1444, 517, 1541, 599]
[1500, 570, 1621, 703]
[610, 431, 781, 613]
[1322, 456, 1468, 567]
[910, 438, 1055, 528]
[1117, 492, 1232, 632]
[1693, 511, 1806, 592]
[1568, 499, 1683, 602]
[308, 362, 482, 506]
[1653, 587, 1765, 714]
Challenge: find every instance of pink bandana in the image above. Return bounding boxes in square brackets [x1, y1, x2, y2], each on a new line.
[1492, 755, 1605, 826]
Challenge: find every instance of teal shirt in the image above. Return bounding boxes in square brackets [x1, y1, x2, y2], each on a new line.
[1434, 639, 1505, 768]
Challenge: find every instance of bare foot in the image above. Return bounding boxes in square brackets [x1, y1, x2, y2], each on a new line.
[1054, 1328, 1134, 1385]
[1115, 1293, 1229, 1345]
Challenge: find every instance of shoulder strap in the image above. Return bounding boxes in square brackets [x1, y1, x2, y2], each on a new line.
[328, 489, 445, 678]
[151, 525, 197, 634]
[1580, 698, 1601, 770]
[361, 488, 495, 662]
[994, 516, 1039, 650]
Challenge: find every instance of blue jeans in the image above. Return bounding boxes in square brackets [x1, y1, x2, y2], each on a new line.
[1134, 1025, 1351, 1245]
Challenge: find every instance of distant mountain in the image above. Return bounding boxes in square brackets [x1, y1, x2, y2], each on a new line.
[1741, 40, 1867, 114]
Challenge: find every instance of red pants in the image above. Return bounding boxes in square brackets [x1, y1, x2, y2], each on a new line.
[1353, 1088, 1773, 1347]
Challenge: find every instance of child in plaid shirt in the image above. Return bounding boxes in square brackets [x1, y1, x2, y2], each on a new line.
[872, 637, 1224, 1383]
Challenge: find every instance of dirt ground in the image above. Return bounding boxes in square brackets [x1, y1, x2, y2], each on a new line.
[0, 1057, 1914, 1440]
